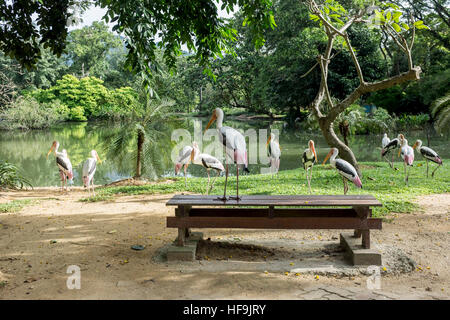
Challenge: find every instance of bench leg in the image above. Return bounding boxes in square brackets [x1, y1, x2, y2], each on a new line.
[175, 205, 191, 247]
[353, 229, 362, 238]
[178, 228, 186, 246]
[362, 230, 370, 249]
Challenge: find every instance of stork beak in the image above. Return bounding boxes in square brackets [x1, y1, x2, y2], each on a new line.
[46, 143, 55, 159]
[96, 153, 102, 164]
[322, 150, 332, 165]
[412, 142, 418, 150]
[266, 135, 271, 147]
[204, 111, 217, 134]
[312, 144, 317, 163]
[190, 149, 195, 162]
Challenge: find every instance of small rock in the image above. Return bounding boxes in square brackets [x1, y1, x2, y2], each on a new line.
[426, 287, 432, 292]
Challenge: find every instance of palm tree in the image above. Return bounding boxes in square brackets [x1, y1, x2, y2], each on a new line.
[103, 98, 175, 180]
[432, 92, 450, 134]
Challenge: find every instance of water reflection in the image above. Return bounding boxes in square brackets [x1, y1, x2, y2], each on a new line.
[0, 118, 448, 187]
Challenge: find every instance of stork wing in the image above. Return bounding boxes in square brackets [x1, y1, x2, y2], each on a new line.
[176, 146, 193, 164]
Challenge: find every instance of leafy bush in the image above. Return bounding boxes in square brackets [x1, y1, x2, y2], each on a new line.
[431, 92, 450, 134]
[0, 160, 32, 189]
[0, 96, 67, 130]
[31, 75, 142, 121]
[394, 113, 430, 131]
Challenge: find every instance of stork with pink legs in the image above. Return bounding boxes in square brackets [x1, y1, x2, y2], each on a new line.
[322, 147, 362, 194]
[266, 132, 281, 178]
[47, 141, 74, 191]
[175, 145, 194, 188]
[205, 107, 249, 201]
[398, 134, 414, 186]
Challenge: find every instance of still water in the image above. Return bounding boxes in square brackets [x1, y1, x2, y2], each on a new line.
[0, 117, 448, 187]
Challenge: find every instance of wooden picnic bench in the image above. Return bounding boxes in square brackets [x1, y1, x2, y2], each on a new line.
[166, 195, 382, 250]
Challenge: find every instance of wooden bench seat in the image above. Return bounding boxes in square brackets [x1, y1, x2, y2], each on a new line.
[166, 195, 382, 249]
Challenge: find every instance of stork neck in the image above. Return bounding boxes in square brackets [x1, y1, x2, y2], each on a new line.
[330, 149, 338, 163]
[416, 140, 422, 149]
[216, 109, 224, 129]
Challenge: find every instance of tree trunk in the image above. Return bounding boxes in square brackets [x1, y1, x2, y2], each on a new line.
[135, 130, 144, 178]
[319, 118, 361, 176]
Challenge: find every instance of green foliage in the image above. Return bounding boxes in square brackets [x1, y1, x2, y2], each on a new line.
[102, 98, 176, 179]
[0, 199, 35, 213]
[0, 160, 32, 190]
[395, 113, 430, 131]
[66, 21, 123, 79]
[30, 75, 142, 121]
[0, 96, 67, 130]
[431, 92, 450, 134]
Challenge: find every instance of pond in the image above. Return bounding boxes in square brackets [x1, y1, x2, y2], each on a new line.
[1, 117, 448, 187]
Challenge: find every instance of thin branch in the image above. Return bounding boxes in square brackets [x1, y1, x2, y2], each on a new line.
[343, 33, 364, 85]
[319, 56, 334, 108]
[300, 62, 319, 78]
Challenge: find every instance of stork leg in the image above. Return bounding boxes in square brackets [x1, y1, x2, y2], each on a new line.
[306, 168, 311, 194]
[426, 159, 429, 178]
[92, 177, 95, 197]
[184, 164, 187, 188]
[431, 163, 441, 178]
[404, 162, 409, 186]
[208, 171, 220, 194]
[218, 163, 228, 201]
[343, 176, 348, 195]
[206, 170, 211, 195]
[229, 165, 241, 201]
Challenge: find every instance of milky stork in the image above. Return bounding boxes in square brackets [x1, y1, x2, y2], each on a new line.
[47, 141, 73, 191]
[175, 145, 194, 187]
[381, 133, 400, 169]
[205, 107, 249, 201]
[82, 150, 102, 197]
[323, 148, 362, 194]
[398, 134, 414, 186]
[302, 140, 317, 193]
[412, 139, 442, 178]
[266, 132, 281, 177]
[190, 142, 225, 194]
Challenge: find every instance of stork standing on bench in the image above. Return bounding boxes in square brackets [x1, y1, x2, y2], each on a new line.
[412, 139, 442, 178]
[302, 140, 317, 193]
[205, 107, 249, 201]
[190, 142, 225, 194]
[175, 145, 194, 187]
[47, 140, 74, 192]
[266, 132, 281, 177]
[323, 147, 362, 195]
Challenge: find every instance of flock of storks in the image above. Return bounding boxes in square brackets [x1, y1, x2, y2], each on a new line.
[46, 107, 443, 199]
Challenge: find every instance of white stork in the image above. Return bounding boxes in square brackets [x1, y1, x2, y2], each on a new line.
[381, 133, 400, 169]
[82, 150, 102, 197]
[175, 145, 194, 187]
[204, 107, 249, 201]
[323, 147, 362, 194]
[47, 140, 73, 191]
[398, 134, 414, 186]
[302, 140, 317, 193]
[266, 132, 281, 177]
[412, 139, 442, 178]
[190, 142, 225, 194]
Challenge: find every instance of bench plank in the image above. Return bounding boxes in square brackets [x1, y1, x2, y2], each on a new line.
[167, 216, 382, 230]
[188, 208, 358, 218]
[166, 195, 382, 207]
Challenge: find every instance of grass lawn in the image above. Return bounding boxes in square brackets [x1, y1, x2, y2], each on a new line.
[87, 160, 449, 217]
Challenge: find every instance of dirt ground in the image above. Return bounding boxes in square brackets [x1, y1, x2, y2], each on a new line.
[0, 187, 449, 300]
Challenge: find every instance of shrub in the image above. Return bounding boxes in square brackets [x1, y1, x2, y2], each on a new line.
[30, 75, 143, 121]
[0, 96, 66, 130]
[0, 160, 32, 189]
